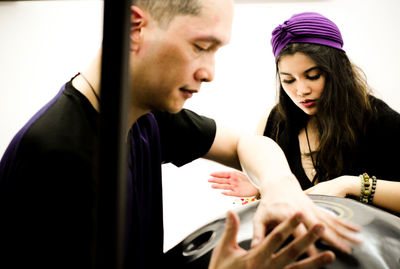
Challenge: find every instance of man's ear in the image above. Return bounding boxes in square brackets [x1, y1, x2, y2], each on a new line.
[130, 6, 147, 51]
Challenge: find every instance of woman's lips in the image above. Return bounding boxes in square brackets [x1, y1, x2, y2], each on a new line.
[300, 99, 316, 108]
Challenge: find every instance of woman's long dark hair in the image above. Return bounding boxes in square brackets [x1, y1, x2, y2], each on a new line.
[274, 43, 373, 181]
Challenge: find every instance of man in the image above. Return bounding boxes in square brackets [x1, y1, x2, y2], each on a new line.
[0, 0, 359, 268]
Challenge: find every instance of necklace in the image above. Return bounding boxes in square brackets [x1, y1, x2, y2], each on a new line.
[79, 72, 100, 103]
[304, 124, 317, 180]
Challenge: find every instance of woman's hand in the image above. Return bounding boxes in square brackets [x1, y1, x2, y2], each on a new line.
[209, 210, 335, 269]
[208, 171, 259, 197]
[304, 176, 359, 198]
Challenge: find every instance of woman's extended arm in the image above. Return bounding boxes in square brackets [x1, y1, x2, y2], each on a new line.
[305, 175, 400, 213]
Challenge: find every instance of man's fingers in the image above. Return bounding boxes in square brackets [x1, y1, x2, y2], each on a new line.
[251, 220, 267, 248]
[328, 211, 361, 233]
[251, 206, 289, 248]
[302, 209, 361, 254]
[275, 224, 324, 265]
[318, 223, 360, 254]
[208, 211, 242, 269]
[286, 251, 335, 269]
[257, 213, 303, 255]
[220, 211, 240, 248]
[293, 223, 319, 256]
[323, 214, 362, 246]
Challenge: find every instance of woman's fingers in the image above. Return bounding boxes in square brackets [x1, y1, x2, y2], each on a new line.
[210, 171, 234, 178]
[208, 177, 229, 184]
[210, 183, 232, 190]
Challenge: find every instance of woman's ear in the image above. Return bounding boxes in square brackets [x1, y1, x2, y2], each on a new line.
[130, 5, 147, 51]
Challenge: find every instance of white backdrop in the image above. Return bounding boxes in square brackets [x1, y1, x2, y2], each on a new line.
[1, 0, 399, 252]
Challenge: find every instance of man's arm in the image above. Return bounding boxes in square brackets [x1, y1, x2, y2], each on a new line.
[204, 124, 361, 254]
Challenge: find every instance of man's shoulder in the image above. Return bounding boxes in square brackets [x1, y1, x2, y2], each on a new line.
[152, 109, 215, 129]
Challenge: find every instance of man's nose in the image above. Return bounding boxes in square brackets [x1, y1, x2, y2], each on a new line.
[195, 56, 215, 83]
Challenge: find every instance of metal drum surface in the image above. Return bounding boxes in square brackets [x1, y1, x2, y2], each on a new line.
[165, 195, 400, 268]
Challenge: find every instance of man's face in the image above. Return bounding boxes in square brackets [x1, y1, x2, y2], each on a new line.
[132, 0, 234, 113]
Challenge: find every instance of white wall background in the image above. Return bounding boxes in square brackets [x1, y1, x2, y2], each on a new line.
[1, 0, 399, 252]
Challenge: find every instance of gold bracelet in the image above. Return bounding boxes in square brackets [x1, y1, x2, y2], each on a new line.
[359, 173, 371, 204]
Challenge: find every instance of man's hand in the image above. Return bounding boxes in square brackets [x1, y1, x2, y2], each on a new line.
[252, 180, 362, 255]
[209, 211, 335, 269]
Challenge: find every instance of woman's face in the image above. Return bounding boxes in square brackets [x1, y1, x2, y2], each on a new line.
[278, 52, 325, 115]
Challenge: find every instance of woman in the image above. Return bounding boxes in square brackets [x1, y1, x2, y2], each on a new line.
[209, 12, 400, 213]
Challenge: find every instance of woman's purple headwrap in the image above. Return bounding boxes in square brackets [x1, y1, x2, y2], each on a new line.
[271, 12, 344, 59]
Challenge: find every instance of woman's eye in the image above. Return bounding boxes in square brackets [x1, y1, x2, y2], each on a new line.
[307, 73, 321, 80]
[282, 78, 295, 84]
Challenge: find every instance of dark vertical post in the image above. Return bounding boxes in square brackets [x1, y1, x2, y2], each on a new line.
[95, 0, 131, 268]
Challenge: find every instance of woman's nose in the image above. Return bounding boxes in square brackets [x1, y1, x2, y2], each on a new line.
[296, 80, 311, 96]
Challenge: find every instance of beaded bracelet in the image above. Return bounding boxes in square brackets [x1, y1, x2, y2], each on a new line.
[359, 174, 365, 202]
[368, 176, 377, 204]
[359, 173, 371, 204]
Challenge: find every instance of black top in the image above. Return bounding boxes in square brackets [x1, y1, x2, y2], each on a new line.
[264, 96, 400, 190]
[0, 78, 216, 268]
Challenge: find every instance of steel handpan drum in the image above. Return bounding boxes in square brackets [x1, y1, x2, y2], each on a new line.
[164, 195, 400, 268]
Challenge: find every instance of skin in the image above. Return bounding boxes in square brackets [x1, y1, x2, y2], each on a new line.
[129, 1, 233, 121]
[73, 2, 361, 267]
[305, 176, 400, 212]
[278, 52, 324, 179]
[209, 211, 334, 269]
[278, 52, 325, 117]
[209, 170, 260, 197]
